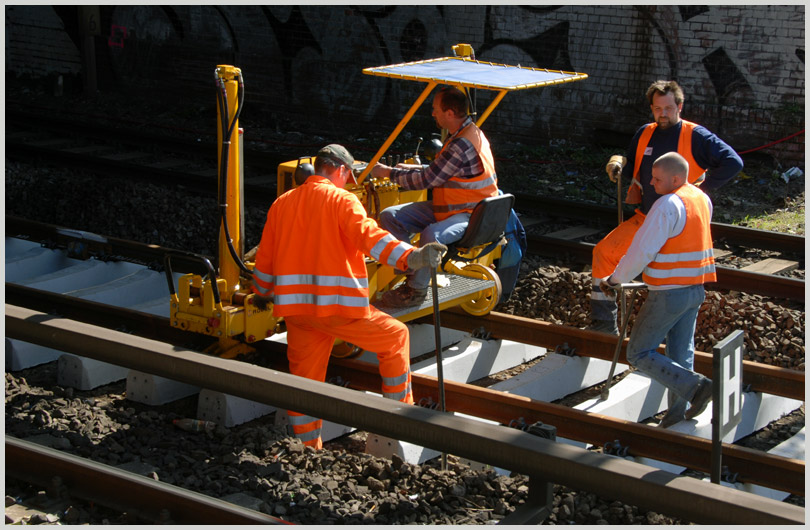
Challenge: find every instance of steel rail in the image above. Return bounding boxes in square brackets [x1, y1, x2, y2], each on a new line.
[7, 213, 804, 307]
[324, 357, 804, 497]
[4, 305, 803, 525]
[525, 237, 804, 302]
[5, 215, 211, 276]
[6, 436, 289, 525]
[421, 308, 805, 401]
[514, 193, 806, 255]
[8, 280, 803, 402]
[5, 283, 216, 351]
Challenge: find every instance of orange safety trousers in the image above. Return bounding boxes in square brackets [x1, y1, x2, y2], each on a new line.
[592, 211, 646, 279]
[283, 306, 413, 450]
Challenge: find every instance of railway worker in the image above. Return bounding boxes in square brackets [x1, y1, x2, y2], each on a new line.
[591, 80, 743, 335]
[251, 144, 446, 449]
[371, 85, 498, 308]
[600, 152, 715, 428]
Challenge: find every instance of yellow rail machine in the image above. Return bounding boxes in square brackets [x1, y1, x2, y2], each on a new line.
[167, 46, 587, 359]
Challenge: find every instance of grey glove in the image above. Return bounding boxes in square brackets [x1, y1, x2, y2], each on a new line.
[407, 242, 447, 270]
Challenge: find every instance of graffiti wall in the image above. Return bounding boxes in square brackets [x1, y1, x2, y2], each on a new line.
[5, 5, 805, 162]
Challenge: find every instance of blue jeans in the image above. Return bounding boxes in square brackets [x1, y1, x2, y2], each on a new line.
[626, 285, 705, 414]
[378, 201, 470, 290]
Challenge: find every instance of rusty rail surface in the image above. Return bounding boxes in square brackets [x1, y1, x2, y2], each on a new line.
[6, 437, 288, 525]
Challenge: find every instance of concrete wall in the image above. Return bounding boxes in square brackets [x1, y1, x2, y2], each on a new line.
[5, 5, 805, 162]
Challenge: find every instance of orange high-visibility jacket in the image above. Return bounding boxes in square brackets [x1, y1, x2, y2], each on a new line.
[252, 175, 414, 317]
[627, 120, 706, 203]
[642, 183, 717, 287]
[433, 121, 498, 221]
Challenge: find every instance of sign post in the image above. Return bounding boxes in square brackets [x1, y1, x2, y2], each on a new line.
[711, 330, 744, 484]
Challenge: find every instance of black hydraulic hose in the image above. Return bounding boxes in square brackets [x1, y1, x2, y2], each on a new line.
[164, 252, 221, 306]
[216, 72, 252, 276]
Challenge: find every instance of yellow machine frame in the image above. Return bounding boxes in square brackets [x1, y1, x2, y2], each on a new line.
[168, 65, 280, 358]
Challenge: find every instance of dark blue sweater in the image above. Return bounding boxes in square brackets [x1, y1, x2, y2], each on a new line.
[622, 121, 743, 214]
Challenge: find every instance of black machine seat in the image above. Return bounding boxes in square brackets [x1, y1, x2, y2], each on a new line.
[442, 193, 515, 265]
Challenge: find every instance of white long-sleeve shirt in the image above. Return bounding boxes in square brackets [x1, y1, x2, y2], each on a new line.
[610, 192, 713, 290]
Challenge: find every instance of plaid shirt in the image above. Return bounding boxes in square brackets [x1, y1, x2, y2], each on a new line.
[389, 117, 484, 190]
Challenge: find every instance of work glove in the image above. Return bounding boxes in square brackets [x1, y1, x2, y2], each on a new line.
[605, 155, 627, 183]
[407, 242, 447, 270]
[599, 277, 617, 298]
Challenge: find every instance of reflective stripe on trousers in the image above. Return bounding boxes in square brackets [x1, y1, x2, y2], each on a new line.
[284, 306, 413, 449]
[288, 412, 322, 447]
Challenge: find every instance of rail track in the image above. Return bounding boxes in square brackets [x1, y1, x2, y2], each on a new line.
[5, 301, 805, 525]
[5, 112, 805, 302]
[6, 437, 288, 525]
[4, 218, 805, 523]
[6, 279, 804, 484]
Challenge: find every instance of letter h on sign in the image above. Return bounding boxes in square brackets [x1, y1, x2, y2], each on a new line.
[710, 330, 744, 485]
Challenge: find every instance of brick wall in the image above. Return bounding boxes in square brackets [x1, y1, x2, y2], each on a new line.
[6, 5, 81, 78]
[6, 5, 805, 163]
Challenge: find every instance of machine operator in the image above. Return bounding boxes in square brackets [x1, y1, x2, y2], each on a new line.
[371, 86, 499, 308]
[251, 144, 446, 449]
[591, 80, 743, 335]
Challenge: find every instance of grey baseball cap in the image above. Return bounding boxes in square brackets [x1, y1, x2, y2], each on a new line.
[316, 144, 354, 170]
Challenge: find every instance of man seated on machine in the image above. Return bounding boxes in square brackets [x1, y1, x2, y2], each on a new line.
[371, 86, 498, 308]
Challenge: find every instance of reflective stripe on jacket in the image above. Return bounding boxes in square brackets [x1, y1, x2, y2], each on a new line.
[252, 175, 414, 317]
[642, 184, 716, 286]
[433, 121, 498, 221]
[629, 120, 707, 203]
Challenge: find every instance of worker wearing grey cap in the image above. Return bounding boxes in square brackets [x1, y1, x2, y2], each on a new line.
[251, 144, 445, 449]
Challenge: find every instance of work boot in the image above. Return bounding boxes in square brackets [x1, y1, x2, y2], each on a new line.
[685, 377, 713, 420]
[379, 284, 427, 308]
[657, 409, 685, 429]
[589, 319, 618, 335]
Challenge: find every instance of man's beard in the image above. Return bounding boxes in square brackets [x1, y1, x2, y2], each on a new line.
[657, 117, 675, 129]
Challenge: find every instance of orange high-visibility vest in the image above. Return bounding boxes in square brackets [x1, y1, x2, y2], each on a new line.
[252, 175, 414, 317]
[433, 121, 498, 221]
[627, 120, 706, 203]
[642, 183, 716, 286]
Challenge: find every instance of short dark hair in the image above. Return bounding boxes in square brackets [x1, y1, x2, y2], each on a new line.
[646, 80, 684, 106]
[436, 86, 468, 118]
[653, 152, 689, 178]
[313, 156, 341, 174]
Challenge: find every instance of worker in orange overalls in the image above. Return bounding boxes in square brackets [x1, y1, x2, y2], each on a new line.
[251, 144, 446, 449]
[371, 86, 498, 308]
[591, 80, 742, 335]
